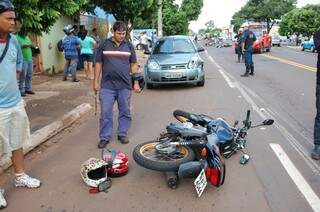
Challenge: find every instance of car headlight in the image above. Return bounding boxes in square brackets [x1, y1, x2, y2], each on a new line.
[188, 56, 198, 69]
[147, 60, 160, 70]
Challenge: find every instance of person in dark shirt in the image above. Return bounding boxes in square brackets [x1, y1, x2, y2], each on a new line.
[311, 30, 320, 160]
[234, 29, 244, 63]
[241, 24, 256, 77]
[93, 21, 141, 148]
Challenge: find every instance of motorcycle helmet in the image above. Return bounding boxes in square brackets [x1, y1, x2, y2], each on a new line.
[63, 24, 74, 35]
[0, 0, 14, 14]
[80, 158, 108, 187]
[102, 149, 129, 177]
[132, 74, 145, 91]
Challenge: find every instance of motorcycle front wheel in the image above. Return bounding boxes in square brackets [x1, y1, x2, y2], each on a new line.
[133, 141, 195, 172]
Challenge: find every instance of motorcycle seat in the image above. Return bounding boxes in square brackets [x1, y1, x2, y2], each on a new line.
[166, 123, 207, 138]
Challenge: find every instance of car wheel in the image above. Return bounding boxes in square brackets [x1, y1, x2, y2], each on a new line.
[197, 77, 205, 87]
[301, 47, 305, 51]
[146, 83, 153, 89]
[278, 44, 281, 47]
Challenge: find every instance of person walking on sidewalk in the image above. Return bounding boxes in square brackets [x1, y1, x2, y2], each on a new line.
[241, 24, 256, 77]
[62, 24, 80, 82]
[93, 21, 141, 148]
[78, 29, 96, 80]
[140, 31, 150, 54]
[16, 27, 35, 96]
[311, 30, 320, 160]
[0, 0, 41, 209]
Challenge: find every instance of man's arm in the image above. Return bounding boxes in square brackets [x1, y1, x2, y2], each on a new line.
[93, 62, 102, 94]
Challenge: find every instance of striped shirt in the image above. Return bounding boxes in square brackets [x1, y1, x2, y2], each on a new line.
[96, 38, 137, 90]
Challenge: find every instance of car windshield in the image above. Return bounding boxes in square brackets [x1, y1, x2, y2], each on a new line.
[153, 38, 196, 54]
[252, 30, 262, 38]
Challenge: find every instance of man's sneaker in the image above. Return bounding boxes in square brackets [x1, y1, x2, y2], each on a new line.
[0, 189, 7, 209]
[118, 136, 129, 144]
[98, 140, 109, 149]
[311, 145, 320, 160]
[14, 174, 41, 188]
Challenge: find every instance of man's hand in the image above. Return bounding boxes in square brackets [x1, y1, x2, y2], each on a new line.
[133, 81, 141, 93]
[93, 80, 100, 95]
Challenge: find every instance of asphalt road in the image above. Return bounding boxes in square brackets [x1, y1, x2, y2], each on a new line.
[1, 45, 319, 212]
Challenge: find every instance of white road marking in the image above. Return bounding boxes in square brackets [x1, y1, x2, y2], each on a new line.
[270, 143, 320, 212]
[207, 54, 234, 88]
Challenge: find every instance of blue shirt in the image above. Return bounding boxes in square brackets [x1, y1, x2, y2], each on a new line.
[78, 36, 95, 55]
[63, 35, 79, 59]
[0, 34, 23, 108]
[96, 38, 137, 90]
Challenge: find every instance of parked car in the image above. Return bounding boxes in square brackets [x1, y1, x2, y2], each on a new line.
[144, 35, 205, 89]
[301, 37, 316, 52]
[272, 35, 281, 47]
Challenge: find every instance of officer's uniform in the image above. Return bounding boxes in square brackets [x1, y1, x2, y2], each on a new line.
[241, 29, 256, 76]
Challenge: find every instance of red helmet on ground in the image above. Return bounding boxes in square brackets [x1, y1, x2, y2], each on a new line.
[102, 149, 129, 177]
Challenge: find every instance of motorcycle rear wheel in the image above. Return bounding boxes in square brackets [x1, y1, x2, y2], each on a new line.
[133, 141, 195, 172]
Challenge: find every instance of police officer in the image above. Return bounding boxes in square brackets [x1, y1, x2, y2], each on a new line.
[241, 23, 256, 77]
[311, 30, 320, 160]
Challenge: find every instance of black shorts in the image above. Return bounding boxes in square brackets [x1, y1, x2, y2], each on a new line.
[81, 54, 94, 62]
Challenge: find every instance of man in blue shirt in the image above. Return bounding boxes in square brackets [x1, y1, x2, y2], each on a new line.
[0, 0, 41, 209]
[62, 24, 80, 82]
[93, 21, 141, 148]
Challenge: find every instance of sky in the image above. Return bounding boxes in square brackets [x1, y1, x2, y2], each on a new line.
[182, 0, 320, 32]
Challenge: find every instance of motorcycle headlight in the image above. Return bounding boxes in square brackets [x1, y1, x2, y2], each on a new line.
[188, 56, 198, 69]
[147, 59, 160, 70]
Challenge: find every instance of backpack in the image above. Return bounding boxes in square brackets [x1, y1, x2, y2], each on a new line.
[57, 39, 64, 52]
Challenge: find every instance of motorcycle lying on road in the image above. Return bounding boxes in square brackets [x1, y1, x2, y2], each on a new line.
[133, 109, 274, 196]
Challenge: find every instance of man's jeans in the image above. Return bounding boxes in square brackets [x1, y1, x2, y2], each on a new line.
[64, 58, 78, 79]
[19, 60, 33, 93]
[314, 83, 320, 145]
[244, 46, 254, 66]
[99, 88, 132, 141]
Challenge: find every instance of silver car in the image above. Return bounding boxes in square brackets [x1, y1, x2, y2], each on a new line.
[144, 35, 205, 89]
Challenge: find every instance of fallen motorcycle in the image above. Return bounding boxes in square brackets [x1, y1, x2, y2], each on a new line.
[133, 109, 274, 196]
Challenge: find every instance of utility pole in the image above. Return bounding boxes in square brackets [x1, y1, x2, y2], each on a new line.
[158, 0, 163, 37]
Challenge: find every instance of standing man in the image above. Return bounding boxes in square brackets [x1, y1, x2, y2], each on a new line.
[140, 31, 149, 54]
[241, 24, 256, 77]
[16, 27, 35, 96]
[311, 30, 320, 160]
[93, 21, 141, 149]
[62, 24, 80, 82]
[0, 0, 41, 208]
[234, 29, 244, 63]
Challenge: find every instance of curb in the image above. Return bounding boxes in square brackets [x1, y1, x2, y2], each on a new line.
[0, 103, 92, 174]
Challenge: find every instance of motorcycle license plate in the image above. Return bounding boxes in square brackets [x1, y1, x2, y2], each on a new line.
[194, 169, 207, 197]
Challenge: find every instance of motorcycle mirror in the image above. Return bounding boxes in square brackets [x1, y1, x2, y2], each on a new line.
[233, 120, 239, 127]
[262, 119, 274, 126]
[240, 154, 250, 165]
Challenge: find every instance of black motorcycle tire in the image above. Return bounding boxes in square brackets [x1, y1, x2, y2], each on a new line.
[133, 141, 195, 172]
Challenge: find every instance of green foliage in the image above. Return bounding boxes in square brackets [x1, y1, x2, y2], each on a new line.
[13, 0, 88, 35]
[279, 4, 320, 37]
[231, 0, 297, 32]
[92, 0, 203, 35]
[203, 20, 221, 37]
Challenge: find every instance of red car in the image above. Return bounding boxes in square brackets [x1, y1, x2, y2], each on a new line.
[234, 29, 272, 54]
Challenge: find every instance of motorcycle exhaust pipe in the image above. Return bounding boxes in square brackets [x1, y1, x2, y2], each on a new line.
[165, 171, 179, 189]
[178, 161, 204, 179]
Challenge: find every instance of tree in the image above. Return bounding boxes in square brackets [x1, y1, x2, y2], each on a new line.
[204, 20, 221, 37]
[231, 0, 297, 33]
[13, 0, 89, 35]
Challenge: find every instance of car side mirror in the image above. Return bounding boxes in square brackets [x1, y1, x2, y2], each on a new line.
[262, 119, 274, 126]
[197, 47, 205, 52]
